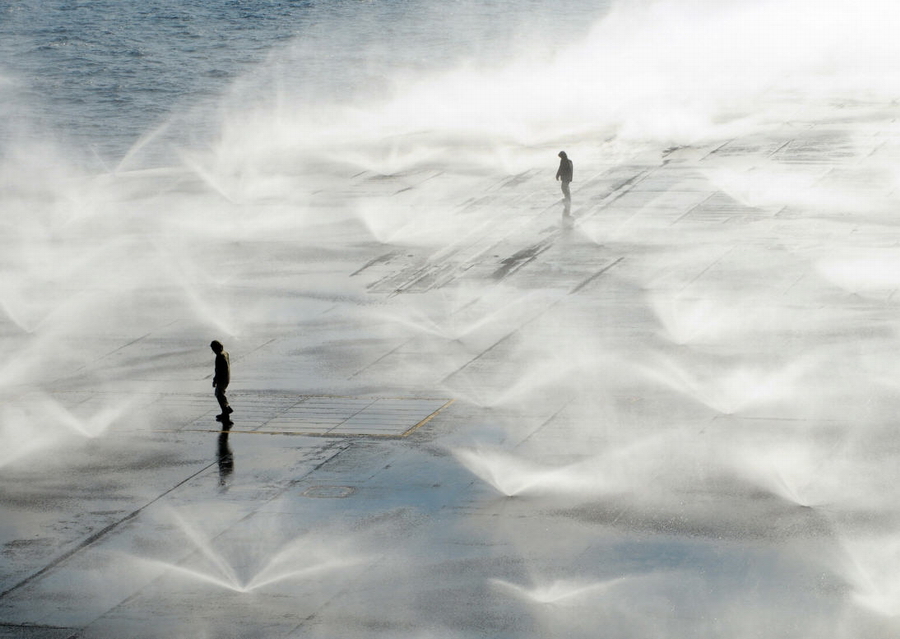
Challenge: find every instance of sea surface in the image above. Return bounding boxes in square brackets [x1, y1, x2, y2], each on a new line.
[0, 0, 611, 168]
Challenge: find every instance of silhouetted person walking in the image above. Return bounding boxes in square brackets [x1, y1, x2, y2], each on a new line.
[556, 151, 573, 213]
[210, 340, 232, 425]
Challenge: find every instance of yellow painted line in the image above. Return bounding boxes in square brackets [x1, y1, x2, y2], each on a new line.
[401, 398, 456, 436]
[179, 428, 417, 439]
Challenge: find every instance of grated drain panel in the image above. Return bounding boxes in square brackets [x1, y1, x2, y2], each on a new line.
[302, 485, 355, 498]
[193, 394, 454, 437]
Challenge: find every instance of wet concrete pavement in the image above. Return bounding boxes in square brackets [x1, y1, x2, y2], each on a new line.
[4, 109, 900, 637]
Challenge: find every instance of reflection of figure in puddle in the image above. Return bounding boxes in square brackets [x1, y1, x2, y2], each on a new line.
[556, 150, 573, 213]
[210, 340, 233, 425]
[217, 431, 234, 486]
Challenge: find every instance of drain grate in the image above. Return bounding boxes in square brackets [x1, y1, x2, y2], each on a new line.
[192, 395, 453, 437]
[302, 485, 355, 498]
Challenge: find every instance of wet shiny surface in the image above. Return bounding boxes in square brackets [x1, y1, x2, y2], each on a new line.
[4, 108, 900, 636]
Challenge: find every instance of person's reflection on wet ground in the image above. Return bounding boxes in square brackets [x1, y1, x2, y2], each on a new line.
[217, 428, 234, 487]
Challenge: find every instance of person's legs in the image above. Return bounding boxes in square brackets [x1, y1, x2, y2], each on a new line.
[215, 385, 231, 415]
[561, 180, 571, 202]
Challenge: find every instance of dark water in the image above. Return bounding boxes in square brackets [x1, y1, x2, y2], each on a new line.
[0, 0, 610, 167]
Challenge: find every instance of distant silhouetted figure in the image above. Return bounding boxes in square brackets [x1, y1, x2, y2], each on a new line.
[556, 151, 574, 213]
[210, 340, 233, 425]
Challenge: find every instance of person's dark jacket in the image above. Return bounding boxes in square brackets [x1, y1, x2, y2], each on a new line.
[214, 352, 231, 388]
[556, 158, 574, 183]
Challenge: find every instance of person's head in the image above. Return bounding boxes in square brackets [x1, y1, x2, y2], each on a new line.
[558, 151, 567, 159]
[210, 340, 223, 354]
